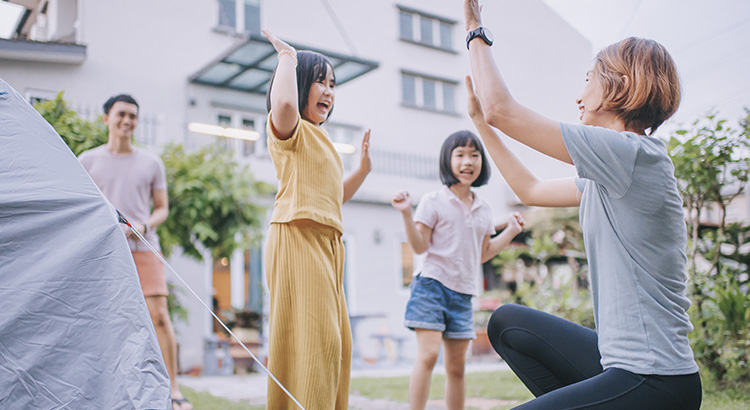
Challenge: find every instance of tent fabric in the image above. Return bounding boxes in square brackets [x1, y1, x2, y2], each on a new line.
[0, 78, 170, 409]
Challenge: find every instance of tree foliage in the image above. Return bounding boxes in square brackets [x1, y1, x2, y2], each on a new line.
[159, 143, 274, 261]
[33, 92, 108, 155]
[667, 112, 750, 276]
[492, 207, 592, 328]
[667, 110, 750, 384]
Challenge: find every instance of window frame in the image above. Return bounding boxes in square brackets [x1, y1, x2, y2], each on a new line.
[397, 5, 457, 54]
[211, 109, 265, 157]
[217, 0, 260, 34]
[400, 70, 460, 115]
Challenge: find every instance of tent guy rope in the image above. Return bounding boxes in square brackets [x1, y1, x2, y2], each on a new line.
[116, 210, 306, 410]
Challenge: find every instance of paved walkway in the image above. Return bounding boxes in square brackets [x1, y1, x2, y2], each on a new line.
[178, 360, 510, 409]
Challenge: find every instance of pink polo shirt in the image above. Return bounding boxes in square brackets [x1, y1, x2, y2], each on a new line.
[78, 146, 167, 252]
[413, 186, 495, 296]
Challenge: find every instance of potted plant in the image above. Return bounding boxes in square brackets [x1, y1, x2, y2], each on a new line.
[226, 308, 262, 373]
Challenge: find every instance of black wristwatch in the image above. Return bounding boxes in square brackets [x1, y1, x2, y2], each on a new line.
[466, 27, 493, 50]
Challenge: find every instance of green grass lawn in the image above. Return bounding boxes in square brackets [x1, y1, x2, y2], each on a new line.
[350, 370, 750, 410]
[350, 371, 533, 410]
[181, 387, 265, 410]
[182, 370, 750, 410]
[699, 377, 750, 410]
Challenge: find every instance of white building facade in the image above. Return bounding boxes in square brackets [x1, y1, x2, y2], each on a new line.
[0, 0, 590, 371]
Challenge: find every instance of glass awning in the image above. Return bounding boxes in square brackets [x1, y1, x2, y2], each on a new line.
[190, 33, 379, 94]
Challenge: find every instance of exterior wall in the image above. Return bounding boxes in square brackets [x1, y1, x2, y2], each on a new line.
[1, 0, 591, 368]
[305, 0, 592, 361]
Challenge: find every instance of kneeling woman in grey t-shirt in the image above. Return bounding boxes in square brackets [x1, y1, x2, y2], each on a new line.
[463, 1, 701, 409]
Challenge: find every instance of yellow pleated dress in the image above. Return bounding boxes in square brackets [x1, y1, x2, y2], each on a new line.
[265, 113, 352, 410]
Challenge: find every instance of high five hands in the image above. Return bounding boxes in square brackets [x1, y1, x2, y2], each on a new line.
[464, 0, 483, 31]
[465, 76, 484, 122]
[360, 129, 372, 174]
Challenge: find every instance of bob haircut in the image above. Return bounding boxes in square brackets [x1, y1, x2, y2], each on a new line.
[439, 130, 490, 188]
[266, 50, 335, 125]
[103, 94, 139, 115]
[593, 37, 681, 135]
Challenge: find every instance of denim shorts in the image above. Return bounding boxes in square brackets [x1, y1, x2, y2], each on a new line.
[404, 274, 475, 339]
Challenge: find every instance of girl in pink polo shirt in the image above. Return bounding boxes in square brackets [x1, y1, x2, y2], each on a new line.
[392, 130, 524, 410]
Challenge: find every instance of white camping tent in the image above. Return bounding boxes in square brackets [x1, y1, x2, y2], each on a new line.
[0, 78, 170, 409]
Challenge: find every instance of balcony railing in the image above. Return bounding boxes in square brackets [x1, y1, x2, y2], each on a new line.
[370, 148, 437, 180]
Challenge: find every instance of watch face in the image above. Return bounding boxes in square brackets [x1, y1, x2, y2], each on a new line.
[482, 27, 494, 43]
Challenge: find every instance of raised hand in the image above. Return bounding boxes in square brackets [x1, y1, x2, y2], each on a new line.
[391, 191, 412, 213]
[464, 0, 483, 31]
[359, 129, 372, 174]
[507, 212, 525, 234]
[261, 28, 298, 139]
[261, 28, 295, 54]
[465, 76, 484, 122]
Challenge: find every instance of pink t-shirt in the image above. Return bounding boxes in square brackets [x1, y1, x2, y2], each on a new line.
[413, 186, 495, 296]
[79, 145, 167, 251]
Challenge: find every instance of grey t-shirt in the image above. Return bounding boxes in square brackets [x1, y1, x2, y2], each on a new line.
[561, 123, 698, 375]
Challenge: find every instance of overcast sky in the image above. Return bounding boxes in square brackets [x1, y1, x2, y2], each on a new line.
[542, 0, 750, 135]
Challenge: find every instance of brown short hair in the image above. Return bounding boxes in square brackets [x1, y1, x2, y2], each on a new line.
[594, 37, 681, 135]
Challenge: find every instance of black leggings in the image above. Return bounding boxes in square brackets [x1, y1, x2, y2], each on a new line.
[487, 304, 702, 410]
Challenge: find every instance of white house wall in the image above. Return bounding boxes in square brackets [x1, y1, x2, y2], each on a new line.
[1, 0, 591, 369]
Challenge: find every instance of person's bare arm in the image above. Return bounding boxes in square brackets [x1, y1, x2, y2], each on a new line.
[392, 191, 432, 254]
[480, 213, 524, 263]
[466, 76, 580, 207]
[262, 29, 299, 140]
[464, 0, 572, 164]
[343, 129, 372, 203]
[127, 189, 169, 238]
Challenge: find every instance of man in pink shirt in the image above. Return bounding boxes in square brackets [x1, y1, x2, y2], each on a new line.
[78, 94, 191, 410]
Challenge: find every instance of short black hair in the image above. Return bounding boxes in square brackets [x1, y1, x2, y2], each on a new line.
[103, 94, 139, 115]
[439, 130, 491, 187]
[266, 50, 335, 125]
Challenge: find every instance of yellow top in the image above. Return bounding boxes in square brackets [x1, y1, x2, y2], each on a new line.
[266, 113, 344, 234]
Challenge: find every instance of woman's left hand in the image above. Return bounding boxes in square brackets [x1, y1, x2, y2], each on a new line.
[359, 129, 372, 174]
[464, 0, 483, 31]
[465, 76, 485, 122]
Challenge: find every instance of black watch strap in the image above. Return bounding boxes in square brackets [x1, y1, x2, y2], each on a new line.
[466, 27, 493, 50]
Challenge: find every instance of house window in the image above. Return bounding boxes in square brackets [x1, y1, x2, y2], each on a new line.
[402, 74, 416, 106]
[398, 10, 413, 41]
[419, 16, 433, 45]
[439, 21, 452, 49]
[29, 96, 47, 106]
[241, 118, 256, 157]
[25, 89, 58, 107]
[212, 112, 263, 156]
[323, 123, 360, 171]
[397, 6, 455, 52]
[216, 114, 234, 152]
[422, 78, 436, 109]
[401, 71, 458, 114]
[218, 0, 260, 33]
[217, 114, 232, 126]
